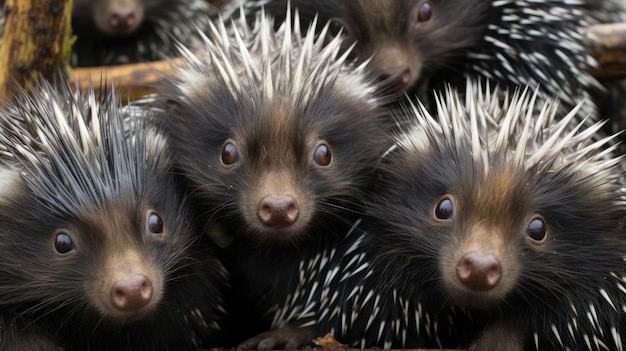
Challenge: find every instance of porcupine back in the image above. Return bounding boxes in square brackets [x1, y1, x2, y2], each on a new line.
[245, 0, 603, 119]
[0, 79, 227, 350]
[267, 81, 626, 350]
[71, 0, 217, 66]
[153, 10, 391, 345]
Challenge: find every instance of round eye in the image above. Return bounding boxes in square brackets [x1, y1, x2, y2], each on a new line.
[54, 233, 74, 254]
[221, 142, 239, 166]
[148, 212, 164, 235]
[526, 217, 547, 242]
[417, 2, 432, 22]
[313, 143, 332, 167]
[328, 18, 346, 37]
[434, 197, 453, 220]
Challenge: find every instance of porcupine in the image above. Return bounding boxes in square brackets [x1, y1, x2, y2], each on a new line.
[70, 0, 219, 66]
[259, 82, 626, 350]
[151, 9, 391, 347]
[245, 0, 604, 119]
[0, 79, 227, 350]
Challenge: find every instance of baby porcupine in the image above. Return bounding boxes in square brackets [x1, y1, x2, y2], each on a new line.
[260, 82, 626, 350]
[249, 0, 603, 117]
[153, 10, 391, 347]
[0, 79, 227, 350]
[71, 0, 217, 66]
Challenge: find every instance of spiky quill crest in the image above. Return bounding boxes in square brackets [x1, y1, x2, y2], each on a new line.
[171, 7, 378, 111]
[268, 82, 626, 350]
[0, 85, 160, 216]
[396, 82, 623, 188]
[0, 80, 227, 350]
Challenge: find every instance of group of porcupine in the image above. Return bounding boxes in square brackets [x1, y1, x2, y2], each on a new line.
[0, 0, 624, 350]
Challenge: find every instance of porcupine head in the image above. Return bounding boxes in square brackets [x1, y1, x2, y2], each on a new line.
[386, 82, 626, 351]
[315, 0, 489, 95]
[160, 10, 389, 246]
[0, 82, 223, 349]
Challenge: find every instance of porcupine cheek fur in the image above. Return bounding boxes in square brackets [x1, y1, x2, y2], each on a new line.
[438, 170, 523, 309]
[83, 207, 164, 322]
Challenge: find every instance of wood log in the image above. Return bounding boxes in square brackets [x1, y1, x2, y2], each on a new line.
[0, 0, 72, 100]
[69, 57, 183, 98]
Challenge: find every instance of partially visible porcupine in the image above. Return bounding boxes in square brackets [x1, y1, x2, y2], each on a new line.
[152, 10, 391, 347]
[248, 0, 604, 118]
[585, 0, 626, 142]
[0, 79, 227, 350]
[257, 82, 626, 350]
[71, 0, 218, 66]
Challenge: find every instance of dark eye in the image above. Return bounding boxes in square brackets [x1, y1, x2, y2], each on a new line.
[526, 217, 547, 242]
[434, 197, 453, 220]
[54, 233, 74, 254]
[328, 18, 346, 37]
[221, 142, 239, 166]
[313, 143, 332, 167]
[417, 2, 432, 22]
[148, 212, 164, 235]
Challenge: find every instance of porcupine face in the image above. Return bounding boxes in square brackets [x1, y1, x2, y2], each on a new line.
[322, 0, 489, 95]
[0, 82, 197, 325]
[73, 0, 174, 36]
[161, 14, 388, 243]
[377, 83, 625, 311]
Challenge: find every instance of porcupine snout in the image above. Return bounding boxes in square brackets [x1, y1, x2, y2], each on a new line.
[108, 3, 138, 32]
[111, 274, 153, 311]
[377, 66, 412, 92]
[372, 43, 416, 93]
[258, 195, 299, 227]
[456, 252, 502, 291]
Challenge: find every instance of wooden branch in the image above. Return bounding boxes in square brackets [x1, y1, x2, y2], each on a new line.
[0, 0, 73, 100]
[69, 57, 182, 98]
[69, 22, 626, 101]
[587, 22, 626, 80]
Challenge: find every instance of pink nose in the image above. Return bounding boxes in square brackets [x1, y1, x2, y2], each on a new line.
[377, 66, 412, 91]
[111, 274, 153, 311]
[456, 252, 502, 291]
[109, 5, 137, 31]
[258, 195, 299, 227]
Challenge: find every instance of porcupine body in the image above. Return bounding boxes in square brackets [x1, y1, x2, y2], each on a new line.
[71, 0, 218, 66]
[265, 82, 626, 350]
[152, 10, 391, 347]
[0, 79, 227, 350]
[247, 0, 603, 118]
